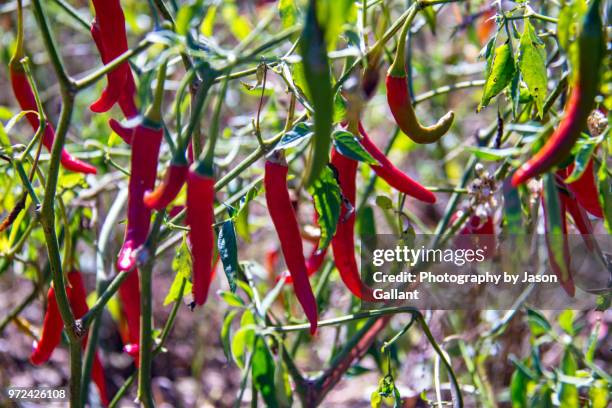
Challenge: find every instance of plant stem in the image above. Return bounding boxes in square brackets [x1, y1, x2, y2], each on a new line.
[137, 212, 165, 407]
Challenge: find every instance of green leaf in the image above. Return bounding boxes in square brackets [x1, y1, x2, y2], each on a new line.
[234, 182, 262, 243]
[333, 130, 378, 164]
[218, 291, 244, 308]
[231, 309, 255, 369]
[479, 42, 516, 110]
[252, 336, 278, 408]
[559, 348, 578, 408]
[308, 166, 342, 250]
[596, 155, 612, 234]
[164, 234, 193, 306]
[217, 219, 240, 293]
[273, 344, 293, 407]
[465, 146, 520, 160]
[565, 139, 597, 183]
[0, 121, 11, 153]
[221, 2, 251, 40]
[526, 308, 551, 336]
[375, 195, 393, 210]
[273, 122, 313, 151]
[200, 5, 217, 37]
[317, 0, 354, 51]
[220, 310, 239, 362]
[278, 0, 298, 29]
[175, 0, 205, 36]
[510, 368, 528, 408]
[558, 309, 575, 335]
[589, 379, 609, 408]
[518, 20, 547, 118]
[543, 173, 570, 282]
[332, 92, 347, 124]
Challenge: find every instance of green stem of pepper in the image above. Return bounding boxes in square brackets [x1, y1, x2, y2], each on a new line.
[144, 59, 168, 125]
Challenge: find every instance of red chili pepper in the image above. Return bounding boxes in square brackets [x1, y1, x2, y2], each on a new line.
[30, 285, 65, 365]
[330, 148, 376, 301]
[90, 18, 138, 120]
[560, 191, 596, 252]
[560, 160, 603, 218]
[66, 271, 108, 406]
[109, 118, 134, 145]
[117, 122, 163, 272]
[556, 171, 596, 252]
[358, 123, 436, 203]
[30, 272, 108, 405]
[186, 168, 216, 306]
[512, 0, 604, 186]
[89, 0, 133, 113]
[143, 161, 189, 210]
[10, 69, 98, 174]
[9, 12, 96, 175]
[265, 157, 318, 334]
[118, 270, 141, 363]
[385, 12, 454, 144]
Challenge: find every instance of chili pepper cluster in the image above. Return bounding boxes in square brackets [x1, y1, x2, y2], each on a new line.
[6, 0, 608, 404]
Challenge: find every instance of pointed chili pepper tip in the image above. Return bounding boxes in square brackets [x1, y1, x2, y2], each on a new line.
[510, 165, 531, 187]
[143, 163, 189, 210]
[109, 118, 133, 145]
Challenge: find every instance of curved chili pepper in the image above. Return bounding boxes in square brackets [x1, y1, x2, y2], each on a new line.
[386, 12, 454, 144]
[117, 122, 163, 272]
[561, 160, 603, 218]
[358, 123, 436, 203]
[66, 271, 108, 406]
[512, 0, 604, 186]
[186, 168, 216, 306]
[109, 118, 134, 145]
[144, 161, 189, 210]
[118, 270, 140, 363]
[11, 69, 98, 174]
[89, 0, 132, 113]
[330, 148, 376, 301]
[30, 285, 65, 365]
[90, 18, 138, 120]
[265, 158, 318, 334]
[9, 1, 96, 175]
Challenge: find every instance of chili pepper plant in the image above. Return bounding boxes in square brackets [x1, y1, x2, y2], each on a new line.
[0, 0, 610, 407]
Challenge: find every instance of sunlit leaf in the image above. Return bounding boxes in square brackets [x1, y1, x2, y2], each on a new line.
[333, 130, 378, 164]
[518, 20, 547, 117]
[479, 42, 516, 110]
